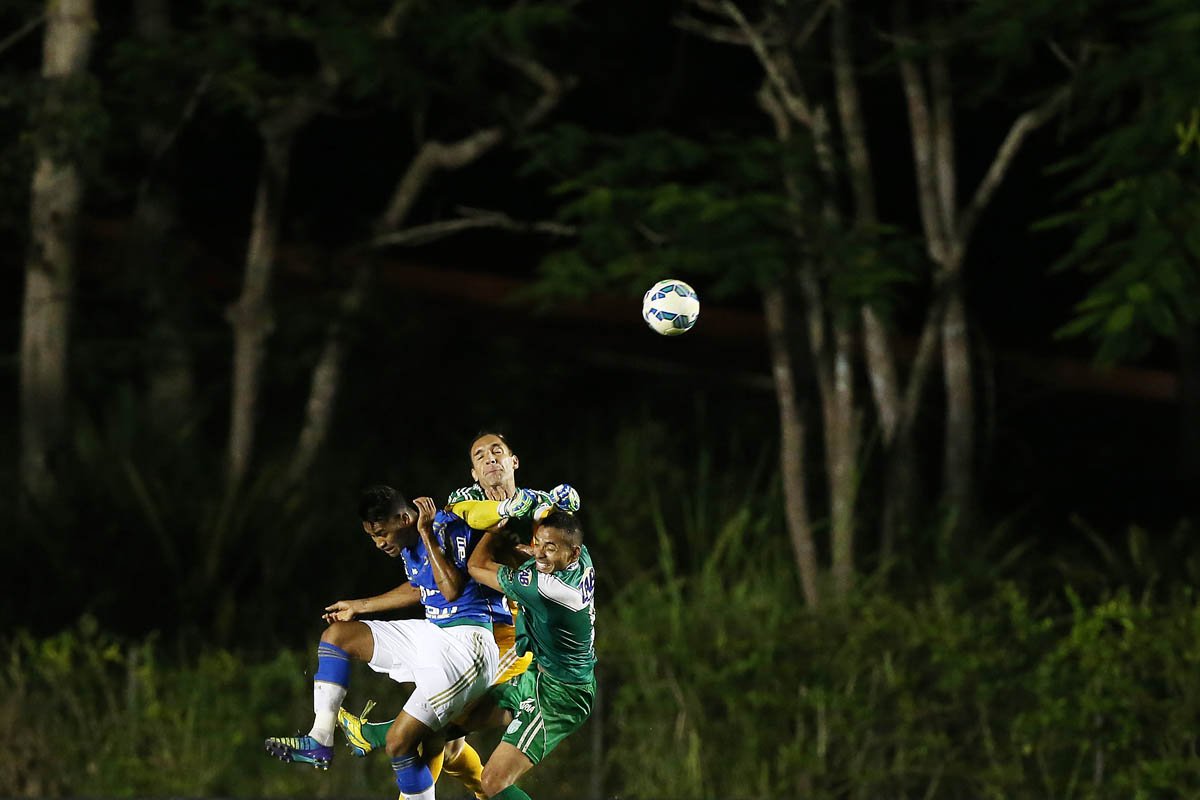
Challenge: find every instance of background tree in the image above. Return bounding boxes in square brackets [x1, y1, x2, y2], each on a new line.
[288, 1, 574, 484]
[19, 0, 99, 502]
[115, 0, 203, 439]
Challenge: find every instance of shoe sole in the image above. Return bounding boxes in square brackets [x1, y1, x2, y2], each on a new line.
[264, 740, 331, 770]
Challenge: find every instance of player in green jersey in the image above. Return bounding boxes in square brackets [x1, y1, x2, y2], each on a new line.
[461, 506, 597, 800]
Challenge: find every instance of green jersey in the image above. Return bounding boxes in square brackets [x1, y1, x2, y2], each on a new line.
[497, 545, 596, 684]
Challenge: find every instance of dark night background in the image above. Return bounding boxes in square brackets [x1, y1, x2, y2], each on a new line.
[0, 0, 1189, 640]
[3, 0, 1199, 796]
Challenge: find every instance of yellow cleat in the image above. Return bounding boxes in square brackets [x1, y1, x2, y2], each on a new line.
[337, 699, 377, 757]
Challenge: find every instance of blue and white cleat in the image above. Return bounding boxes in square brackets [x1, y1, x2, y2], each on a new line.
[264, 735, 333, 769]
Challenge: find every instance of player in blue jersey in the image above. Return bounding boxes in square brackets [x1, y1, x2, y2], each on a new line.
[264, 485, 530, 800]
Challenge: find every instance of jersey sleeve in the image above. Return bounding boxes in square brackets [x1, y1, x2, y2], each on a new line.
[448, 499, 503, 530]
[436, 510, 472, 569]
[497, 563, 516, 594]
[446, 484, 484, 504]
[496, 560, 536, 602]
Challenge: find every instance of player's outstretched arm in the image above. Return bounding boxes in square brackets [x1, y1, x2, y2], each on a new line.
[323, 583, 420, 623]
[415, 496, 467, 601]
[451, 488, 537, 530]
[467, 530, 504, 593]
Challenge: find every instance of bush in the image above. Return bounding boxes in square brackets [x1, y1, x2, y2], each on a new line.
[600, 573, 1200, 799]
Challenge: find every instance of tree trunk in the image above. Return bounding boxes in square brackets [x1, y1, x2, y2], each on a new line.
[757, 45, 857, 603]
[288, 259, 372, 484]
[764, 283, 820, 608]
[227, 133, 290, 487]
[289, 56, 569, 478]
[829, 326, 859, 598]
[833, 0, 907, 565]
[19, 0, 96, 500]
[940, 278, 974, 526]
[131, 0, 195, 437]
[895, 3, 1067, 534]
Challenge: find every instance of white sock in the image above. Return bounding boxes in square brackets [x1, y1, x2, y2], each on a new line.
[308, 680, 347, 746]
[401, 787, 437, 800]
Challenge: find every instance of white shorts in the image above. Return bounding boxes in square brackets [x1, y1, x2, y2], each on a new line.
[362, 619, 500, 730]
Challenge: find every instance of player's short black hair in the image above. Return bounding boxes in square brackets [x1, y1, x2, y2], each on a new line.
[359, 484, 410, 523]
[539, 509, 583, 546]
[468, 430, 516, 456]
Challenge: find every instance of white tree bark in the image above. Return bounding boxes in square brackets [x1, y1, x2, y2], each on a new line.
[225, 63, 338, 487]
[896, 10, 1068, 530]
[227, 133, 289, 488]
[19, 0, 95, 499]
[764, 284, 820, 607]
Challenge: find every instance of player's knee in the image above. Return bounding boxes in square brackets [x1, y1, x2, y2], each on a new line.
[443, 736, 465, 760]
[480, 766, 513, 798]
[385, 719, 421, 758]
[321, 621, 350, 645]
[384, 732, 409, 759]
[321, 621, 368, 659]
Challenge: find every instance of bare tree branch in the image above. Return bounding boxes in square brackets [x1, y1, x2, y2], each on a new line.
[895, 18, 951, 265]
[378, 130, 505, 233]
[138, 72, 213, 196]
[956, 86, 1070, 246]
[499, 52, 576, 130]
[259, 62, 341, 141]
[377, 0, 417, 38]
[720, 0, 813, 127]
[0, 12, 46, 58]
[1046, 39, 1078, 72]
[792, 0, 836, 53]
[930, 51, 957, 240]
[377, 52, 572, 234]
[673, 12, 750, 46]
[370, 208, 575, 249]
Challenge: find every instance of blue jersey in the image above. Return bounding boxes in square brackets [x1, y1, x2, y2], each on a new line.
[400, 509, 513, 628]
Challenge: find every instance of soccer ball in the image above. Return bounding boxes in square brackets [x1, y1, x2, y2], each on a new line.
[641, 279, 700, 336]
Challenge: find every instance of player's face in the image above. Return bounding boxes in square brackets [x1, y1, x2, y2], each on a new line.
[362, 513, 414, 557]
[469, 434, 519, 490]
[530, 526, 581, 574]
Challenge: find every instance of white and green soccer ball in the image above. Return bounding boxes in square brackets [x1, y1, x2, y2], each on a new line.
[641, 279, 700, 336]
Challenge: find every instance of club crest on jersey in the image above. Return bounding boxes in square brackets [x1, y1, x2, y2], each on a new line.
[518, 569, 532, 586]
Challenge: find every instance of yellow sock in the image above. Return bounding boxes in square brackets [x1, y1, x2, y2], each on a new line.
[427, 749, 445, 783]
[444, 741, 485, 798]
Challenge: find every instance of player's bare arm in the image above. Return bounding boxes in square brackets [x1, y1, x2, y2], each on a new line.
[467, 530, 504, 592]
[322, 583, 421, 623]
[415, 495, 467, 601]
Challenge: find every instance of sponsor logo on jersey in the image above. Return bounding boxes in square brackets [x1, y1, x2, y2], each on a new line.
[518, 569, 532, 586]
[581, 567, 595, 606]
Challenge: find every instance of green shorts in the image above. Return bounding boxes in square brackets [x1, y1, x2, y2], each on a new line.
[489, 668, 595, 764]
